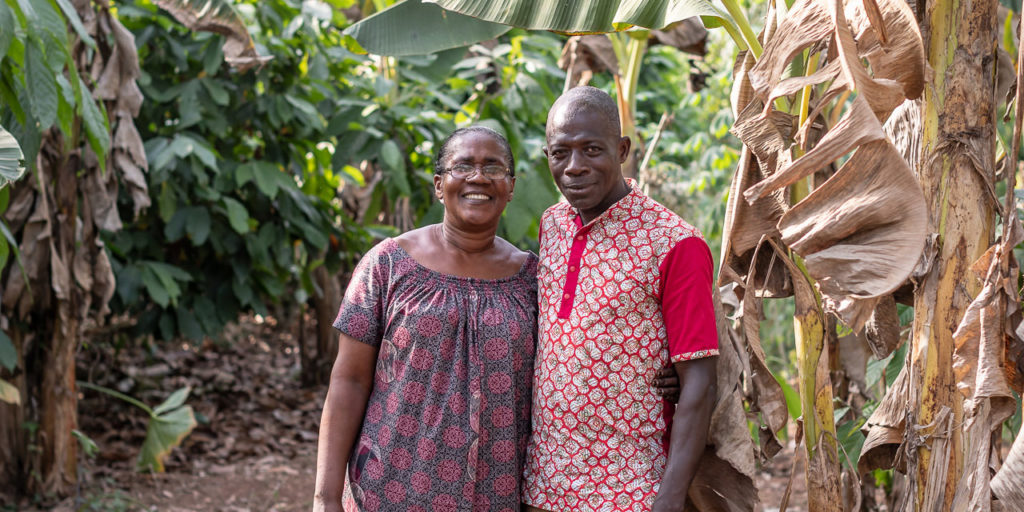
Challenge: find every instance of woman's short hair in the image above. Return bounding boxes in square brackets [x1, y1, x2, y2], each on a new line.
[434, 126, 515, 177]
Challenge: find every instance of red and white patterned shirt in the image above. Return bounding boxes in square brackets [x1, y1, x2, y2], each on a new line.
[523, 181, 718, 512]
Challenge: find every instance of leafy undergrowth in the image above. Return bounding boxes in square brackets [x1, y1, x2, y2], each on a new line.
[66, 314, 323, 511]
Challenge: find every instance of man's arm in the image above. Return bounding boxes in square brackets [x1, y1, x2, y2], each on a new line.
[312, 333, 378, 512]
[652, 356, 717, 512]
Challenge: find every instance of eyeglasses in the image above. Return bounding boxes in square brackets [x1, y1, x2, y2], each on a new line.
[444, 163, 512, 180]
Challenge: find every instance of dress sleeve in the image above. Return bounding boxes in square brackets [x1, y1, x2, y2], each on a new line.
[332, 242, 389, 347]
[659, 236, 719, 362]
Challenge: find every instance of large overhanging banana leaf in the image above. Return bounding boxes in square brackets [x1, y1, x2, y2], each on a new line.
[0, 124, 25, 189]
[153, 0, 270, 70]
[344, 0, 510, 56]
[346, 0, 732, 56]
[427, 0, 722, 33]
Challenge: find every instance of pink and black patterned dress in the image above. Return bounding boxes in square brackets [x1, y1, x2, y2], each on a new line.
[333, 238, 538, 512]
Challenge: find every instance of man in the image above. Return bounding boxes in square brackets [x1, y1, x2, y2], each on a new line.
[523, 86, 718, 512]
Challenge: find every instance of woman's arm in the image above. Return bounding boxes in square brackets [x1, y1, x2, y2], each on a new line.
[652, 357, 717, 512]
[312, 333, 379, 512]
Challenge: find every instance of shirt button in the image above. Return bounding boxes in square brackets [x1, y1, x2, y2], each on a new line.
[576, 235, 584, 241]
[569, 266, 576, 272]
[563, 293, 570, 299]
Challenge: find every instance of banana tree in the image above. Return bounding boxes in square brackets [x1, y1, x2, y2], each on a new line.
[0, 0, 260, 498]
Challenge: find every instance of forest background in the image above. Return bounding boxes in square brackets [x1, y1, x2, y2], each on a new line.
[1, 0, 1022, 510]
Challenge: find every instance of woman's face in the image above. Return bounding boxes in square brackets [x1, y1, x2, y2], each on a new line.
[434, 132, 515, 229]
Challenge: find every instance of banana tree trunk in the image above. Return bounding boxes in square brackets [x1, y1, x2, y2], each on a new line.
[0, 143, 83, 497]
[910, 0, 999, 507]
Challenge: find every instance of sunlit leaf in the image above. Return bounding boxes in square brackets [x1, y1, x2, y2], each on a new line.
[0, 379, 19, 405]
[429, 0, 723, 33]
[0, 123, 25, 188]
[153, 386, 191, 416]
[138, 399, 197, 472]
[344, 0, 510, 56]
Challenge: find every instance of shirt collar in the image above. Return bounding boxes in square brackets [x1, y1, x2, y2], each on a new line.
[570, 178, 641, 231]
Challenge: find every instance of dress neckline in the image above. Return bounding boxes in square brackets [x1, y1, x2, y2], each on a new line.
[385, 238, 534, 284]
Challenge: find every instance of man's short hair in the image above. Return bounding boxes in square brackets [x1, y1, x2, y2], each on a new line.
[547, 86, 621, 137]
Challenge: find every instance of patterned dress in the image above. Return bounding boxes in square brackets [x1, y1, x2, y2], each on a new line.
[333, 238, 538, 512]
[523, 181, 719, 512]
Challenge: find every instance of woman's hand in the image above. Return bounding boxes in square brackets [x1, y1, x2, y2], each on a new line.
[651, 365, 680, 403]
[312, 495, 344, 512]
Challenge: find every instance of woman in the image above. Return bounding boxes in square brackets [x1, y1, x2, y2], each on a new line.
[313, 126, 538, 512]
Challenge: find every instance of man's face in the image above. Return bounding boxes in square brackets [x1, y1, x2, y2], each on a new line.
[543, 106, 629, 216]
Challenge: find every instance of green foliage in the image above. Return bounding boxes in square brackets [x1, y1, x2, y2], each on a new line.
[106, 0, 568, 343]
[344, 0, 509, 56]
[0, 0, 111, 172]
[0, 123, 25, 188]
[110, 0, 371, 341]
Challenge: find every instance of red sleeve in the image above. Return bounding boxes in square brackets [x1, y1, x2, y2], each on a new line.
[659, 236, 719, 362]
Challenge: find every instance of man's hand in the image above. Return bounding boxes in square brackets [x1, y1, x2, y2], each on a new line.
[652, 357, 717, 512]
[651, 365, 680, 403]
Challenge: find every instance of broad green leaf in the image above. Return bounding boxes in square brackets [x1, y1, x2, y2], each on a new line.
[836, 417, 866, 470]
[0, 123, 25, 188]
[251, 162, 283, 198]
[185, 207, 211, 245]
[428, 0, 723, 33]
[235, 162, 255, 188]
[503, 196, 532, 243]
[77, 74, 110, 169]
[0, 379, 19, 405]
[379, 140, 410, 196]
[152, 386, 191, 416]
[200, 77, 229, 106]
[0, 329, 16, 371]
[178, 80, 201, 128]
[53, 0, 96, 49]
[138, 403, 197, 472]
[164, 207, 189, 242]
[344, 0, 510, 57]
[141, 265, 171, 307]
[774, 372, 801, 420]
[0, 2, 15, 63]
[181, 135, 218, 171]
[222, 197, 249, 234]
[29, 0, 66, 45]
[55, 74, 74, 137]
[26, 39, 58, 129]
[158, 183, 176, 223]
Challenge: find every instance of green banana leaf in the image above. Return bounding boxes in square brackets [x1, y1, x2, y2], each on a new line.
[427, 0, 723, 33]
[344, 0, 510, 56]
[345, 0, 729, 57]
[0, 124, 25, 189]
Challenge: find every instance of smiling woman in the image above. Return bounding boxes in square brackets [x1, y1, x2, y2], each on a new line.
[312, 126, 539, 512]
